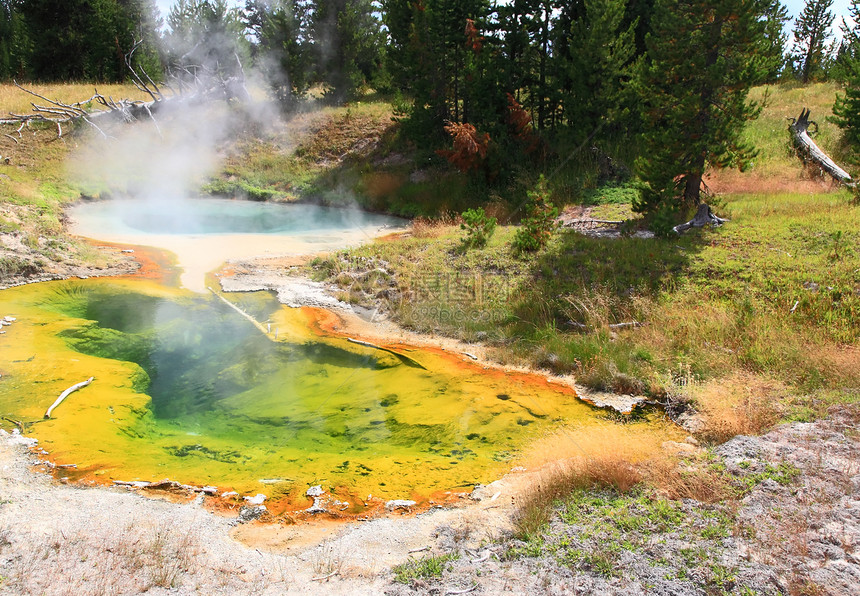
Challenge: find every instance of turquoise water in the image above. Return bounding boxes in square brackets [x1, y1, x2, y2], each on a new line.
[69, 198, 404, 236]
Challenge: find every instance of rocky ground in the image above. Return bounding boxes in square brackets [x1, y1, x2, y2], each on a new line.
[384, 407, 860, 596]
[0, 214, 140, 290]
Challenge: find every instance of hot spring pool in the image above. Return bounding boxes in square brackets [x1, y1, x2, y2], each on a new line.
[0, 278, 681, 515]
[68, 198, 406, 291]
[1, 198, 682, 516]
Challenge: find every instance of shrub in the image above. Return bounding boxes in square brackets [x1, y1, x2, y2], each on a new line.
[459, 207, 497, 249]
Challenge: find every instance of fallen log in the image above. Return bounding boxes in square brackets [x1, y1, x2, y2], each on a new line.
[44, 377, 94, 418]
[789, 108, 852, 184]
[346, 337, 427, 370]
[673, 203, 728, 234]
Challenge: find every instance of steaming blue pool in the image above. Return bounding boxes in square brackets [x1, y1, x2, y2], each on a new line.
[69, 198, 404, 236]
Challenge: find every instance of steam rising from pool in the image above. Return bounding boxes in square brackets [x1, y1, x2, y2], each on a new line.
[68, 198, 404, 292]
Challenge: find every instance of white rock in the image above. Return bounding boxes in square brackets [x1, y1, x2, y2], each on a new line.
[306, 485, 324, 497]
[385, 499, 417, 510]
[221, 491, 239, 499]
[6, 429, 37, 447]
[201, 486, 218, 495]
[306, 497, 327, 514]
[3, 316, 15, 322]
[243, 493, 267, 505]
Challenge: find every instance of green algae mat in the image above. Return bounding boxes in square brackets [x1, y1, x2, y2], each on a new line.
[0, 277, 680, 513]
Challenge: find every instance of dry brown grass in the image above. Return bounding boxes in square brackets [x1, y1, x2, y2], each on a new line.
[1, 517, 203, 594]
[511, 450, 646, 540]
[647, 457, 732, 503]
[410, 215, 460, 238]
[685, 372, 787, 444]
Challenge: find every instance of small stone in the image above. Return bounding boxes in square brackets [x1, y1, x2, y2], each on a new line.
[221, 491, 239, 499]
[385, 499, 417, 510]
[306, 497, 327, 514]
[6, 429, 37, 447]
[201, 486, 218, 495]
[244, 493, 267, 505]
[238, 504, 267, 523]
[662, 440, 699, 454]
[306, 485, 324, 497]
[684, 435, 699, 446]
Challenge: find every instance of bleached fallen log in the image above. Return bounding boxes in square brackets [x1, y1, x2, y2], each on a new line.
[44, 377, 93, 418]
[207, 287, 270, 337]
[564, 218, 625, 226]
[790, 108, 853, 184]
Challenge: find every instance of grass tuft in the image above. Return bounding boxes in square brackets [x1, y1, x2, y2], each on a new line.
[392, 552, 459, 584]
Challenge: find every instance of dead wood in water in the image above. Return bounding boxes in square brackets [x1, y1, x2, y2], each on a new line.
[44, 377, 94, 419]
[346, 337, 427, 370]
[789, 108, 853, 185]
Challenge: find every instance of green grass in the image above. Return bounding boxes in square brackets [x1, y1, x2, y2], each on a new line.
[392, 552, 460, 584]
[311, 190, 859, 410]
[744, 81, 847, 178]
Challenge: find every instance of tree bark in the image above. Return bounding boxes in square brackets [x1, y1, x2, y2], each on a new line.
[790, 108, 852, 184]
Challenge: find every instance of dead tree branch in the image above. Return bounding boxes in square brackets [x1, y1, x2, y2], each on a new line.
[1, 39, 251, 136]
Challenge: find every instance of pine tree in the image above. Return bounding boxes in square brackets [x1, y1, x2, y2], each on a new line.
[635, 0, 773, 213]
[557, 0, 636, 136]
[164, 0, 249, 82]
[313, 0, 385, 103]
[831, 0, 860, 81]
[0, 0, 25, 80]
[791, 0, 834, 83]
[246, 0, 313, 107]
[761, 0, 790, 81]
[11, 0, 160, 82]
[831, 1, 860, 150]
[381, 0, 493, 137]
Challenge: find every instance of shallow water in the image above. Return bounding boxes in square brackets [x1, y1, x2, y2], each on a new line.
[0, 278, 681, 512]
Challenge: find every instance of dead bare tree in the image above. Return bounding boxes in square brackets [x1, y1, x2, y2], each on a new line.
[0, 41, 251, 139]
[789, 108, 853, 184]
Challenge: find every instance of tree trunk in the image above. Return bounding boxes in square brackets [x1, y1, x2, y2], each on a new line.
[790, 108, 853, 184]
[673, 203, 728, 234]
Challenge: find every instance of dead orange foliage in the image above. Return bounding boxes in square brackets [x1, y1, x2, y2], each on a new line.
[506, 93, 542, 155]
[465, 18, 483, 54]
[436, 121, 490, 173]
